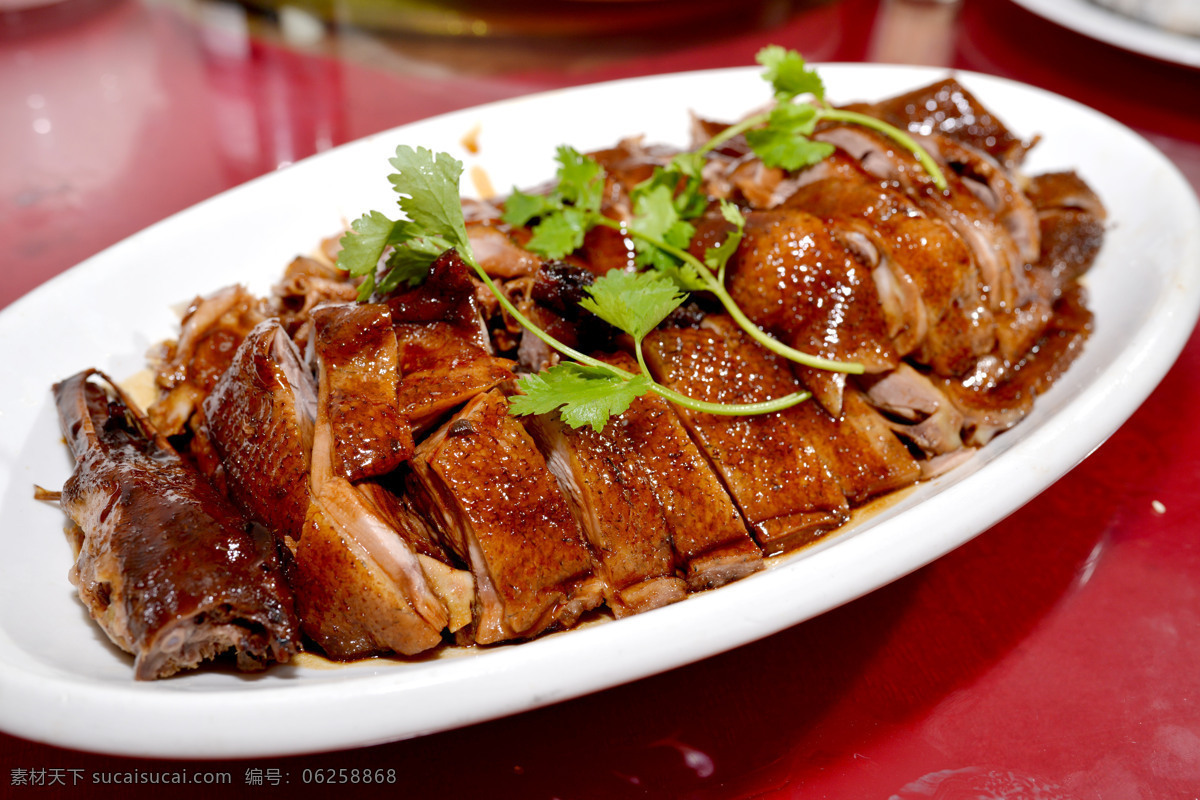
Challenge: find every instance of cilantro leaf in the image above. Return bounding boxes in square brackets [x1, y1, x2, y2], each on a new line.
[666, 151, 705, 183]
[657, 259, 710, 293]
[631, 152, 708, 220]
[376, 235, 449, 294]
[339, 211, 397, 278]
[339, 146, 477, 300]
[578, 270, 686, 341]
[756, 45, 825, 103]
[629, 183, 696, 270]
[745, 104, 836, 171]
[387, 146, 470, 255]
[501, 147, 605, 259]
[502, 188, 555, 228]
[704, 200, 746, 274]
[337, 211, 409, 300]
[524, 206, 592, 259]
[768, 102, 821, 137]
[509, 363, 653, 432]
[554, 145, 604, 214]
[747, 133, 836, 171]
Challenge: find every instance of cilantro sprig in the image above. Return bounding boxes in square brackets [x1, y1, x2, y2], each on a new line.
[499, 47, 947, 377]
[336, 48, 945, 431]
[504, 146, 605, 259]
[701, 47, 948, 190]
[502, 148, 862, 375]
[338, 146, 809, 432]
[339, 146, 473, 300]
[507, 364, 653, 432]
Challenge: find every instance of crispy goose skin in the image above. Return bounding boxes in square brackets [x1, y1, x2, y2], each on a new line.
[644, 318, 849, 555]
[595, 352, 764, 591]
[203, 319, 315, 543]
[524, 409, 686, 618]
[410, 390, 603, 645]
[311, 303, 414, 482]
[52, 370, 300, 680]
[812, 124, 1050, 363]
[784, 155, 995, 376]
[719, 207, 899, 415]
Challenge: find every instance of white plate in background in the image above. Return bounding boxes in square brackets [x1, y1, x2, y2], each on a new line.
[1011, 0, 1200, 68]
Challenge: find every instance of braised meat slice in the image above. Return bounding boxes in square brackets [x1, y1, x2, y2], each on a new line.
[52, 370, 300, 680]
[849, 77, 1034, 169]
[517, 262, 620, 370]
[595, 352, 763, 591]
[271, 255, 358, 344]
[1025, 171, 1108, 294]
[644, 318, 849, 555]
[919, 132, 1041, 268]
[386, 247, 515, 432]
[524, 408, 686, 618]
[790, 386, 922, 505]
[812, 124, 1050, 363]
[409, 390, 603, 644]
[859, 362, 965, 458]
[290, 321, 451, 660]
[385, 248, 492, 350]
[357, 481, 475, 634]
[589, 136, 677, 195]
[394, 321, 516, 433]
[310, 303, 414, 482]
[291, 497, 449, 659]
[467, 221, 543, 279]
[934, 284, 1094, 447]
[202, 319, 315, 544]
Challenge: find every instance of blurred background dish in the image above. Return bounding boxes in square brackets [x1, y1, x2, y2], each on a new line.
[1010, 0, 1200, 68]
[230, 0, 828, 38]
[1090, 0, 1200, 37]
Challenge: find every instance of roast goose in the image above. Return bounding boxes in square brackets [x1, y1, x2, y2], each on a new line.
[45, 76, 1105, 676]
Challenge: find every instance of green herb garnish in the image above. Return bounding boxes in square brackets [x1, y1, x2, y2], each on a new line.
[338, 47, 944, 431]
[701, 47, 947, 189]
[340, 146, 474, 300]
[504, 152, 862, 374]
[338, 147, 808, 432]
[507, 364, 653, 432]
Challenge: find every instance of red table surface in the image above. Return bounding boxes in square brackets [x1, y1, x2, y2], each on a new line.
[3, 0, 1199, 797]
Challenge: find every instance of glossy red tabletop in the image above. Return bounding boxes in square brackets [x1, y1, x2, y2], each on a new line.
[3, 1, 1199, 797]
